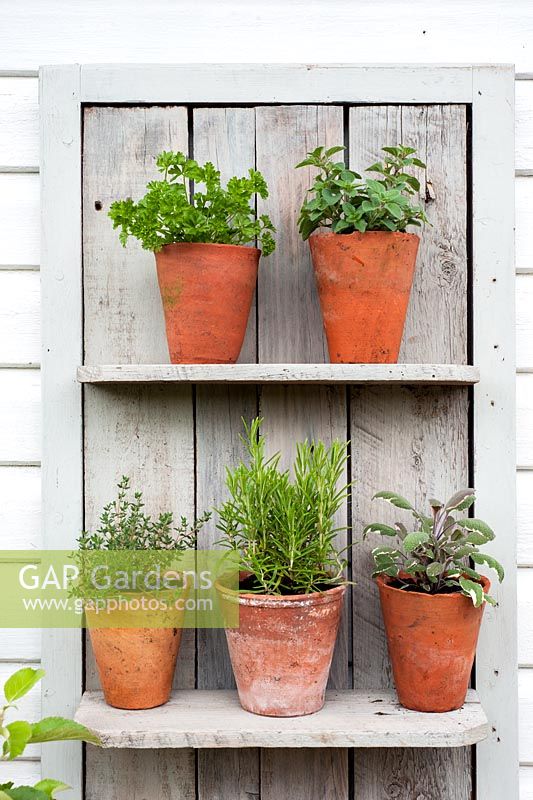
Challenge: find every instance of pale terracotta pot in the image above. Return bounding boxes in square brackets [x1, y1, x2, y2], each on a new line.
[216, 578, 346, 717]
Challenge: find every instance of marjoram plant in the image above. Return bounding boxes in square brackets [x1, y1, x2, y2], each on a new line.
[0, 667, 100, 799]
[363, 489, 504, 607]
[297, 144, 429, 240]
[108, 150, 276, 254]
[217, 418, 350, 595]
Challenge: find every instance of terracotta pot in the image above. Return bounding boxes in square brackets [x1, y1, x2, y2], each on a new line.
[86, 598, 184, 710]
[309, 231, 420, 363]
[216, 579, 346, 717]
[155, 242, 259, 364]
[376, 574, 489, 712]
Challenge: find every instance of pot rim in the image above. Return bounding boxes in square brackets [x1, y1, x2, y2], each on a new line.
[215, 576, 346, 608]
[309, 229, 420, 241]
[156, 241, 261, 255]
[375, 572, 491, 599]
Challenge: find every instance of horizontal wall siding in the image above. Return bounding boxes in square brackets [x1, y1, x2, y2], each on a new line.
[518, 471, 533, 564]
[0, 271, 41, 364]
[517, 81, 533, 171]
[0, 78, 39, 168]
[0, 370, 40, 462]
[0, 1, 533, 70]
[0, 174, 39, 265]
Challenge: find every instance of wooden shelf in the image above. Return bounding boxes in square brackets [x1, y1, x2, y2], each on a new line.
[77, 363, 480, 386]
[75, 689, 488, 749]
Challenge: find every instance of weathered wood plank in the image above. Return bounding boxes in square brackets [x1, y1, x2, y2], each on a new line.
[354, 748, 472, 799]
[75, 689, 489, 749]
[83, 106, 195, 800]
[256, 104, 348, 800]
[193, 106, 260, 800]
[349, 105, 470, 800]
[40, 64, 83, 798]
[472, 66, 518, 800]
[85, 749, 195, 800]
[77, 363, 480, 385]
[349, 105, 467, 363]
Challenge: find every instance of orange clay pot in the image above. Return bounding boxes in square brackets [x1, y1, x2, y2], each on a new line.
[155, 242, 259, 364]
[86, 602, 183, 710]
[216, 579, 346, 717]
[309, 231, 420, 363]
[376, 574, 489, 712]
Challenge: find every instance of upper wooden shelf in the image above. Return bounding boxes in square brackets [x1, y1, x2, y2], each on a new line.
[75, 689, 488, 749]
[77, 364, 479, 386]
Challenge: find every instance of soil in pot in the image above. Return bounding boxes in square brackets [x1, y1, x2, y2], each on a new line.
[216, 576, 346, 717]
[309, 230, 420, 363]
[376, 573, 489, 712]
[155, 242, 259, 364]
[86, 592, 185, 710]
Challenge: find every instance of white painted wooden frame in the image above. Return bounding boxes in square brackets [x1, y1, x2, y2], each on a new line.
[40, 63, 516, 800]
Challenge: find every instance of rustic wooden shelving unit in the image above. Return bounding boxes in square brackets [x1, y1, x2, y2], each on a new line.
[41, 64, 516, 800]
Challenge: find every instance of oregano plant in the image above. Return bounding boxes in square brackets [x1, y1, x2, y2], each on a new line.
[297, 144, 429, 240]
[363, 489, 504, 607]
[0, 667, 100, 799]
[217, 418, 350, 595]
[109, 151, 276, 254]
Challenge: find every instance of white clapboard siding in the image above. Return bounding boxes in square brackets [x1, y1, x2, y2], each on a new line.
[518, 274, 533, 368]
[521, 767, 533, 799]
[519, 670, 533, 762]
[0, 631, 41, 662]
[518, 471, 533, 564]
[518, 374, 533, 467]
[0, 466, 42, 548]
[0, 175, 39, 266]
[0, 760, 41, 787]
[0, 78, 39, 168]
[0, 271, 40, 364]
[1, 1, 533, 69]
[517, 82, 533, 171]
[518, 569, 533, 665]
[0, 370, 41, 462]
[516, 176, 533, 271]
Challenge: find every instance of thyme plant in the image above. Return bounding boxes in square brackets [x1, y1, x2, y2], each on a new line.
[217, 418, 350, 594]
[74, 477, 209, 597]
[109, 150, 276, 254]
[297, 144, 429, 239]
[364, 489, 504, 607]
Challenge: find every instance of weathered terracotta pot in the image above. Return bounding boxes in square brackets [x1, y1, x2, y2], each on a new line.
[86, 598, 184, 710]
[216, 579, 346, 717]
[309, 231, 420, 363]
[376, 574, 489, 712]
[155, 242, 259, 364]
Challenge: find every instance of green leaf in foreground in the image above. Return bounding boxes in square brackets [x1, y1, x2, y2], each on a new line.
[3, 720, 32, 760]
[30, 718, 101, 747]
[33, 780, 70, 798]
[3, 669, 45, 705]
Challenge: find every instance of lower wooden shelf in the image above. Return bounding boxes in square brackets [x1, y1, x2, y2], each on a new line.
[75, 689, 488, 749]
